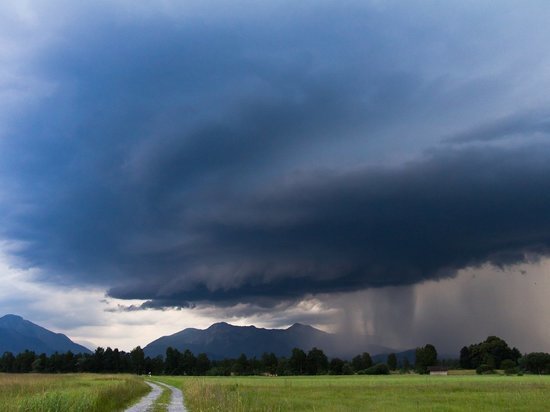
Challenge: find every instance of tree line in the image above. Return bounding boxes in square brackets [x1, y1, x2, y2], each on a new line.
[1, 336, 549, 375]
[0, 347, 150, 374]
[0, 346, 406, 376]
[0, 346, 379, 376]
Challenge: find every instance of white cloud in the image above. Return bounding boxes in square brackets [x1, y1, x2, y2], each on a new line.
[0, 242, 226, 350]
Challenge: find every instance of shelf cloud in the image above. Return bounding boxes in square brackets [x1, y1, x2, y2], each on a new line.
[1, 0, 550, 328]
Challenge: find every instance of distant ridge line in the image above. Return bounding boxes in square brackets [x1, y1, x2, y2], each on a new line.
[0, 314, 92, 355]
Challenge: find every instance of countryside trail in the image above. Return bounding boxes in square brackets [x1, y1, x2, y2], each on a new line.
[155, 381, 187, 412]
[125, 380, 187, 412]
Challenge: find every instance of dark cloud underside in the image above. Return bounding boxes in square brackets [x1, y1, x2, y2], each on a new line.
[107, 144, 550, 305]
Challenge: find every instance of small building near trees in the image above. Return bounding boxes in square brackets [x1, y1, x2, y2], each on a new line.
[427, 366, 448, 376]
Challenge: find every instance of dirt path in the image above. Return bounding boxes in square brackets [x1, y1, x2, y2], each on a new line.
[155, 381, 187, 412]
[124, 380, 187, 412]
[125, 381, 163, 412]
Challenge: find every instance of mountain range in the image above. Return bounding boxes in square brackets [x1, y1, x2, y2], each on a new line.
[1, 314, 420, 362]
[0, 314, 91, 355]
[143, 321, 394, 360]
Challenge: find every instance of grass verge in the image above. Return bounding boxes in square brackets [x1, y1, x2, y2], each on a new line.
[0, 373, 148, 412]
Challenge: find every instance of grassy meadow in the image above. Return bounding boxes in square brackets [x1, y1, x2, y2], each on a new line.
[1, 372, 549, 411]
[0, 373, 148, 412]
[154, 374, 550, 412]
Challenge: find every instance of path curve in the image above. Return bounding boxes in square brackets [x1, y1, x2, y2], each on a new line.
[125, 381, 163, 412]
[155, 381, 187, 412]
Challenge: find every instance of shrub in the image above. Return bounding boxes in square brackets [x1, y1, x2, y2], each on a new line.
[476, 364, 494, 375]
[500, 359, 516, 370]
[501, 359, 518, 375]
[358, 363, 390, 375]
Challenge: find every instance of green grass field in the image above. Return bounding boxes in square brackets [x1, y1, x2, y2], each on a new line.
[154, 374, 550, 412]
[1, 373, 549, 411]
[0, 373, 148, 412]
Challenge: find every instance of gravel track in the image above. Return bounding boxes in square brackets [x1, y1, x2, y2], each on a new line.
[156, 381, 187, 412]
[124, 381, 162, 412]
[124, 380, 187, 412]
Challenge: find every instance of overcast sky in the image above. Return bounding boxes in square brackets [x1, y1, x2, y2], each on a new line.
[1, 0, 550, 354]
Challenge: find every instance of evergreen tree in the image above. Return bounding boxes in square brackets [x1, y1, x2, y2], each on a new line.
[196, 353, 211, 375]
[289, 348, 307, 375]
[459, 346, 471, 369]
[180, 349, 197, 375]
[130, 346, 145, 375]
[351, 352, 373, 372]
[165, 347, 179, 375]
[261, 352, 278, 375]
[387, 353, 397, 371]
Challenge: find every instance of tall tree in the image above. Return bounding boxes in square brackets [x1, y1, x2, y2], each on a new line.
[459, 346, 471, 369]
[164, 347, 179, 375]
[0, 352, 15, 372]
[387, 353, 397, 371]
[180, 349, 197, 375]
[306, 347, 328, 375]
[362, 352, 373, 369]
[130, 346, 145, 375]
[232, 354, 249, 375]
[112, 348, 122, 372]
[329, 358, 345, 375]
[351, 352, 373, 372]
[103, 347, 115, 372]
[93, 347, 105, 373]
[261, 352, 278, 375]
[289, 348, 307, 375]
[415, 344, 437, 374]
[196, 353, 211, 375]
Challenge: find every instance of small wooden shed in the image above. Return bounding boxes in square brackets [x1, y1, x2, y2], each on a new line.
[427, 366, 448, 376]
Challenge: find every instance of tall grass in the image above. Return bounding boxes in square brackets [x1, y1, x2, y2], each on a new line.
[155, 374, 550, 412]
[0, 373, 148, 412]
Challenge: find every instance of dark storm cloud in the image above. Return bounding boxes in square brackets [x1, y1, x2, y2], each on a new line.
[107, 143, 550, 306]
[2, 1, 550, 309]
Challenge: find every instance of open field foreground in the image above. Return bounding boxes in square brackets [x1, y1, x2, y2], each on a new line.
[154, 374, 550, 412]
[0, 374, 148, 412]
